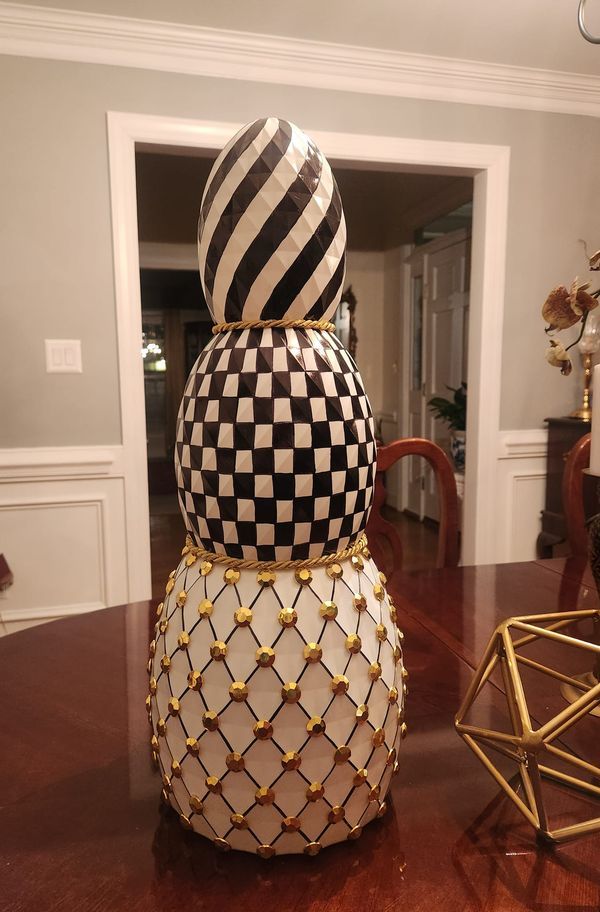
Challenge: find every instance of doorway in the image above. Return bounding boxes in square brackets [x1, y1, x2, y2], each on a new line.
[107, 113, 509, 600]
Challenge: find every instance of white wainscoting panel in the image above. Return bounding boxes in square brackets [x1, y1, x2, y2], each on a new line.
[494, 429, 548, 563]
[0, 446, 128, 634]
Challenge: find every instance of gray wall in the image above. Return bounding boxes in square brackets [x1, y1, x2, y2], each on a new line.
[2, 50, 600, 445]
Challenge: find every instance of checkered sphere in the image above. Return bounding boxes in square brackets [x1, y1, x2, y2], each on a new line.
[175, 326, 376, 561]
[197, 117, 346, 325]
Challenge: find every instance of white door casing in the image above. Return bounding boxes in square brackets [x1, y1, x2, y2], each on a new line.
[107, 111, 510, 596]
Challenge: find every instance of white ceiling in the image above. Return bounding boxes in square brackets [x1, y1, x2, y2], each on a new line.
[14, 0, 600, 76]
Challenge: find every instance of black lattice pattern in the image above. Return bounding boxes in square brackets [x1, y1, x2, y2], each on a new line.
[147, 544, 405, 856]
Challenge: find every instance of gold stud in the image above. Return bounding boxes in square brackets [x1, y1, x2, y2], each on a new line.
[278, 606, 297, 628]
[159, 618, 169, 635]
[351, 555, 364, 571]
[393, 645, 402, 663]
[389, 687, 399, 704]
[326, 563, 343, 580]
[363, 546, 371, 559]
[353, 768, 368, 787]
[257, 569, 276, 586]
[304, 842, 322, 856]
[402, 667, 409, 680]
[306, 716, 326, 737]
[210, 641, 227, 660]
[197, 599, 213, 619]
[372, 728, 385, 747]
[226, 752, 245, 772]
[189, 794, 204, 814]
[202, 711, 219, 731]
[147, 659, 152, 675]
[281, 751, 301, 771]
[377, 801, 388, 818]
[257, 844, 276, 859]
[255, 786, 275, 806]
[145, 694, 151, 712]
[328, 805, 345, 824]
[348, 825, 363, 840]
[376, 624, 387, 642]
[229, 681, 248, 702]
[149, 639, 156, 657]
[387, 747, 397, 766]
[295, 567, 312, 585]
[398, 630, 405, 643]
[373, 584, 385, 601]
[186, 737, 200, 756]
[165, 578, 175, 595]
[346, 634, 362, 654]
[200, 561, 213, 576]
[389, 605, 397, 625]
[401, 722, 408, 739]
[334, 745, 351, 764]
[161, 788, 170, 805]
[214, 838, 230, 852]
[281, 816, 301, 833]
[181, 545, 190, 555]
[176, 590, 187, 606]
[149, 676, 157, 695]
[368, 662, 382, 681]
[281, 681, 301, 703]
[256, 645, 275, 667]
[352, 593, 367, 612]
[160, 655, 171, 672]
[206, 776, 222, 794]
[178, 631, 190, 649]
[234, 606, 253, 627]
[368, 784, 381, 801]
[393, 761, 400, 775]
[179, 814, 193, 830]
[331, 674, 349, 695]
[185, 553, 197, 567]
[230, 813, 248, 830]
[254, 720, 273, 740]
[224, 568, 240, 585]
[156, 601, 164, 618]
[157, 718, 166, 736]
[356, 703, 369, 722]
[379, 571, 387, 585]
[161, 773, 172, 791]
[169, 570, 177, 579]
[306, 782, 324, 802]
[168, 697, 180, 716]
[171, 760, 182, 778]
[150, 734, 159, 752]
[303, 642, 322, 663]
[319, 600, 337, 621]
[187, 670, 203, 690]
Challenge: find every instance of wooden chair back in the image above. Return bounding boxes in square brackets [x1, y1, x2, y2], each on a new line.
[366, 438, 460, 582]
[562, 432, 591, 559]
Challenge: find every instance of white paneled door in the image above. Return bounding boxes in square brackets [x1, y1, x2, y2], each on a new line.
[405, 229, 470, 520]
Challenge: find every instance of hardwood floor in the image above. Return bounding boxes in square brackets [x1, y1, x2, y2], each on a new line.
[149, 500, 439, 599]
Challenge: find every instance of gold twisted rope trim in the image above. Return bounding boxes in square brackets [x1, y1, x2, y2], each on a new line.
[212, 318, 335, 335]
[182, 534, 368, 570]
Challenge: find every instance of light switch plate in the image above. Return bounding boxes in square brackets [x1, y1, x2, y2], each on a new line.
[45, 339, 82, 373]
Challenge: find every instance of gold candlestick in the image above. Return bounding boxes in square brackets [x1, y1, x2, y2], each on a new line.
[571, 351, 593, 420]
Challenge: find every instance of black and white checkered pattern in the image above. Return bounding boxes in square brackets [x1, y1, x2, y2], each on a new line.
[175, 327, 375, 561]
[197, 117, 346, 325]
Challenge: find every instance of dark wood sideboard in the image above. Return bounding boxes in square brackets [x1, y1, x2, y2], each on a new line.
[537, 416, 597, 558]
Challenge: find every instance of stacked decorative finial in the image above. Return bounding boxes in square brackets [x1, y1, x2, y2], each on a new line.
[148, 118, 406, 856]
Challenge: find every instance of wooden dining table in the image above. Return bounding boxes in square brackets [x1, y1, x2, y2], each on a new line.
[2, 556, 599, 912]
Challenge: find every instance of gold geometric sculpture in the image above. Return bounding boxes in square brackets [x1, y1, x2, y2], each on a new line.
[455, 609, 600, 843]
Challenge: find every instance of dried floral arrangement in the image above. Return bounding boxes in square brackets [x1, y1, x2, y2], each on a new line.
[543, 246, 600, 375]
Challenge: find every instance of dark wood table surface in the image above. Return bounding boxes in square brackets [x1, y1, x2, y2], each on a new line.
[2, 558, 599, 912]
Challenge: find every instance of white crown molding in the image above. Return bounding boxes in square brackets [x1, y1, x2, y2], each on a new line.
[2, 2, 600, 117]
